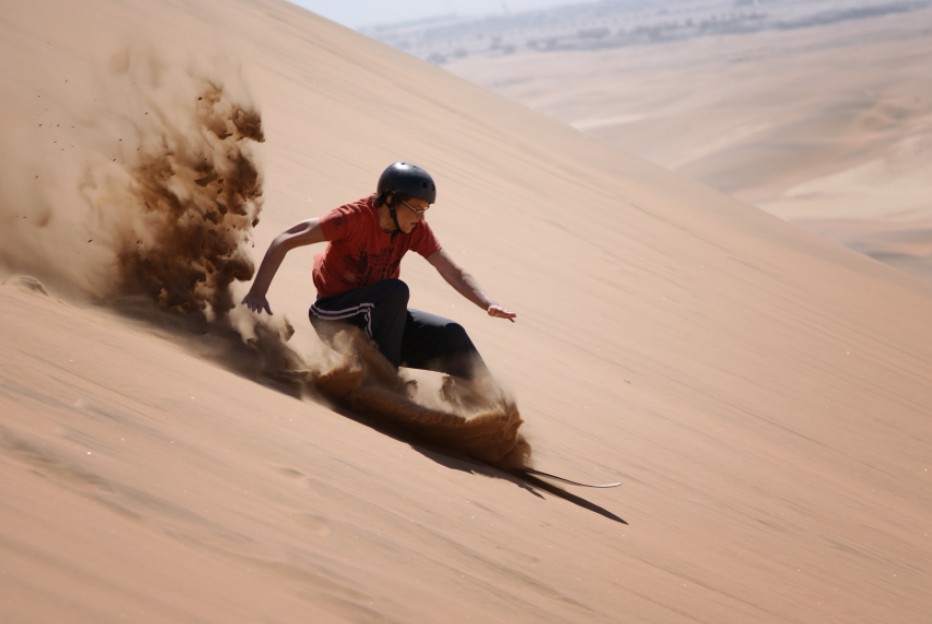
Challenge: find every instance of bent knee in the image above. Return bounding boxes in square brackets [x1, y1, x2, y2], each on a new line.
[380, 278, 410, 303]
[443, 321, 471, 344]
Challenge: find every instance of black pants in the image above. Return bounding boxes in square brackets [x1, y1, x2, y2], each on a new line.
[309, 279, 487, 380]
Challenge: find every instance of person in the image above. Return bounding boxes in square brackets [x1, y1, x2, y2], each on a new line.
[241, 161, 516, 386]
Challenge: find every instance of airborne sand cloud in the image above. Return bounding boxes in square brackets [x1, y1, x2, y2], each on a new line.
[1, 43, 263, 303]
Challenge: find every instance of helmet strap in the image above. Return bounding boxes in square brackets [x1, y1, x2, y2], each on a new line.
[388, 197, 403, 237]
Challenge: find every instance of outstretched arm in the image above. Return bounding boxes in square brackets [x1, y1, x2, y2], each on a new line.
[242, 218, 327, 314]
[427, 248, 517, 322]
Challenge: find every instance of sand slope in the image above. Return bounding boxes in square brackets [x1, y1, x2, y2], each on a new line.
[2, 1, 932, 622]
[447, 3, 932, 283]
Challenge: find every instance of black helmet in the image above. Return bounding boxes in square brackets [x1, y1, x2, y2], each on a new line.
[377, 162, 436, 204]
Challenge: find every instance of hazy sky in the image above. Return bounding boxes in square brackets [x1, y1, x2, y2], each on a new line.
[291, 0, 577, 29]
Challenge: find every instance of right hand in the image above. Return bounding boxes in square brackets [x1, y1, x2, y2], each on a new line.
[241, 291, 272, 315]
[488, 303, 517, 323]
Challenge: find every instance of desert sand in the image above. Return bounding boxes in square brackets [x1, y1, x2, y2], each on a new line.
[446, 2, 932, 284]
[2, 0, 932, 623]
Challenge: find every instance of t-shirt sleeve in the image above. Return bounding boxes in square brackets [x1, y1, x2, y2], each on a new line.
[413, 222, 442, 258]
[318, 204, 356, 241]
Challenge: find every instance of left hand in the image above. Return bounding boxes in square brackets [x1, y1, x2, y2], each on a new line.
[488, 304, 517, 323]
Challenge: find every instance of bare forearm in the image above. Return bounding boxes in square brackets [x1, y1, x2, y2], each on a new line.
[247, 218, 325, 296]
[454, 271, 516, 321]
[248, 242, 287, 296]
[428, 248, 517, 322]
[449, 269, 495, 311]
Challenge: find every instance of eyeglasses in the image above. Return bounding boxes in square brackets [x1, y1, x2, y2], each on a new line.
[401, 199, 430, 216]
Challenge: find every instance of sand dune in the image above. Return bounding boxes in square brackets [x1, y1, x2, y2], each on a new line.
[446, 3, 932, 283]
[2, 0, 932, 622]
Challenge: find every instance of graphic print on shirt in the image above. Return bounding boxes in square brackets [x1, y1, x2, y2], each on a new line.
[342, 246, 406, 288]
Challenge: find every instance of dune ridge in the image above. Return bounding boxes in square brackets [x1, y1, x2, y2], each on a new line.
[444, 2, 932, 283]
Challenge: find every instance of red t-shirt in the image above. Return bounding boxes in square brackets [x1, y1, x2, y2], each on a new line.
[312, 196, 442, 298]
